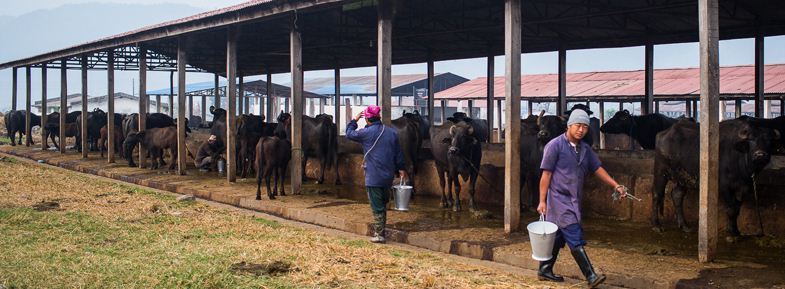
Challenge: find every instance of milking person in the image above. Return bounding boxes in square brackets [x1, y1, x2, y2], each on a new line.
[537, 109, 627, 288]
[346, 105, 406, 243]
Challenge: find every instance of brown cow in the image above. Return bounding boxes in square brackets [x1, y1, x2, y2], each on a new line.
[255, 136, 291, 200]
[123, 126, 178, 170]
[99, 125, 125, 158]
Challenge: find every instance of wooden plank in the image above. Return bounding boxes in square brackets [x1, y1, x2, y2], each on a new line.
[698, 0, 719, 263]
[40, 65, 48, 149]
[107, 50, 115, 162]
[377, 0, 392, 125]
[176, 37, 188, 175]
[334, 69, 340, 129]
[139, 48, 148, 168]
[486, 55, 494, 143]
[226, 27, 238, 182]
[25, 66, 31, 147]
[214, 73, 221, 109]
[266, 73, 273, 120]
[12, 68, 17, 111]
[557, 48, 567, 116]
[754, 35, 764, 118]
[504, 0, 522, 234]
[59, 60, 67, 154]
[81, 56, 88, 159]
[427, 60, 435, 121]
[644, 43, 654, 115]
[290, 20, 304, 194]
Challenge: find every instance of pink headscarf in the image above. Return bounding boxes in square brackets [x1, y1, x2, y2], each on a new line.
[364, 105, 381, 119]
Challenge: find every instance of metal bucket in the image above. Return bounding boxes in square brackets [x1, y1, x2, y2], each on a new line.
[527, 215, 558, 261]
[392, 178, 413, 211]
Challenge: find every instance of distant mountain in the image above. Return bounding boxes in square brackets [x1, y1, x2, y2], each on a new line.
[0, 3, 203, 62]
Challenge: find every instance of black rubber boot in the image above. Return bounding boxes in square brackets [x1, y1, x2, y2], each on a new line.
[570, 246, 606, 288]
[538, 245, 565, 282]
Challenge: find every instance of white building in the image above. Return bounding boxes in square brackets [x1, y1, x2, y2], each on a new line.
[32, 92, 168, 115]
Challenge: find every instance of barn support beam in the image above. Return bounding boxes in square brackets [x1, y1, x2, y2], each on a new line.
[169, 71, 175, 117]
[378, 0, 393, 125]
[267, 73, 273, 119]
[156, 95, 161, 113]
[226, 27, 239, 182]
[440, 100, 446, 124]
[735, 99, 742, 117]
[290, 18, 304, 194]
[496, 99, 503, 142]
[214, 73, 221, 109]
[238, 76, 245, 114]
[754, 35, 764, 118]
[487, 55, 494, 143]
[557, 47, 567, 116]
[59, 60, 67, 154]
[685, 101, 691, 117]
[599, 101, 606, 149]
[12, 68, 18, 111]
[334, 69, 341, 127]
[698, 0, 720, 263]
[468, 100, 475, 117]
[654, 100, 660, 114]
[107, 50, 116, 163]
[345, 98, 352, 125]
[139, 48, 148, 168]
[40, 65, 48, 150]
[81, 56, 88, 159]
[176, 37, 188, 175]
[24, 66, 32, 147]
[201, 90, 207, 121]
[504, 0, 522, 234]
[527, 100, 532, 116]
[644, 43, 654, 115]
[427, 60, 435, 121]
[693, 100, 698, 118]
[188, 94, 194, 120]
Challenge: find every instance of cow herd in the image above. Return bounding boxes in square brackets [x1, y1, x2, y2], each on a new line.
[4, 104, 784, 237]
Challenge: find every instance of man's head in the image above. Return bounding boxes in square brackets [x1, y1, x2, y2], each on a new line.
[566, 109, 590, 141]
[364, 105, 381, 123]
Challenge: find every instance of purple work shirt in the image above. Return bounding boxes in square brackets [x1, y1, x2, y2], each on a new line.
[540, 134, 602, 228]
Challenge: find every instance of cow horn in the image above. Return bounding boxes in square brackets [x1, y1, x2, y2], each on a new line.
[449, 125, 456, 136]
[536, 110, 545, 125]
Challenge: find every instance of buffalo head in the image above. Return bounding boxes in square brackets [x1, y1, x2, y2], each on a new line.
[445, 121, 477, 156]
[734, 124, 780, 169]
[600, 109, 633, 134]
[123, 131, 146, 167]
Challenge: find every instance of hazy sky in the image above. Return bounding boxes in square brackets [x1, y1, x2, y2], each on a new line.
[2, 1, 785, 112]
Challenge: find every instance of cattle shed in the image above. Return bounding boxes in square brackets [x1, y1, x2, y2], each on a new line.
[3, 0, 785, 262]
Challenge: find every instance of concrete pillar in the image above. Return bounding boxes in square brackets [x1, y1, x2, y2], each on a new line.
[59, 60, 67, 154]
[24, 66, 32, 147]
[176, 37, 188, 175]
[80, 56, 88, 159]
[290, 19, 304, 194]
[698, 0, 720, 263]
[139, 48, 148, 168]
[107, 50, 116, 162]
[226, 27, 238, 182]
[40, 65, 48, 149]
[504, 0, 522, 234]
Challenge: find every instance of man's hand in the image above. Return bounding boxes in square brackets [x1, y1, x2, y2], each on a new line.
[537, 201, 547, 215]
[354, 112, 364, 122]
[399, 170, 407, 180]
[615, 185, 628, 199]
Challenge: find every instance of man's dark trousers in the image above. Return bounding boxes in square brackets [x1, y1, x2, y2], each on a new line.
[367, 186, 390, 236]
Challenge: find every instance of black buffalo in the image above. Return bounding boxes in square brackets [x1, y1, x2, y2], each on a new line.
[430, 117, 485, 211]
[123, 126, 179, 170]
[600, 110, 679, 150]
[276, 112, 340, 185]
[652, 118, 780, 237]
[122, 112, 184, 139]
[255, 136, 292, 200]
[75, 108, 107, 152]
[739, 115, 785, 154]
[520, 111, 566, 209]
[391, 112, 424, 190]
[43, 111, 82, 150]
[4, 110, 41, 146]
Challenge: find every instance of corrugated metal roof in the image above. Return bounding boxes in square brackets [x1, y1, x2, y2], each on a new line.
[435, 64, 785, 100]
[302, 73, 443, 96]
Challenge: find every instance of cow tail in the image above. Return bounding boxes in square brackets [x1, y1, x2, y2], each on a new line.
[325, 121, 337, 170]
[256, 137, 267, 197]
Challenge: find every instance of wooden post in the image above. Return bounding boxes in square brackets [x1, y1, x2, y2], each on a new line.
[226, 27, 238, 182]
[686, 100, 692, 117]
[24, 66, 32, 147]
[698, 0, 719, 263]
[440, 100, 446, 124]
[599, 101, 606, 149]
[345, 98, 352, 125]
[378, 0, 393, 125]
[334, 69, 341, 129]
[486, 55, 495, 143]
[496, 99, 503, 142]
[266, 73, 273, 120]
[40, 65, 48, 150]
[107, 50, 115, 162]
[169, 71, 175, 117]
[557, 47, 567, 116]
[527, 100, 533, 116]
[504, 0, 522, 234]
[754, 35, 764, 118]
[139, 47, 148, 168]
[201, 91, 207, 121]
[59, 60, 67, 154]
[176, 37, 188, 175]
[214, 73, 221, 109]
[12, 68, 17, 111]
[644, 43, 654, 115]
[238, 76, 244, 115]
[427, 60, 435, 121]
[156, 95, 161, 113]
[719, 100, 727, 120]
[655, 100, 660, 114]
[80, 56, 88, 159]
[467, 100, 475, 118]
[188, 94, 194, 119]
[735, 99, 742, 117]
[290, 19, 304, 194]
[693, 100, 699, 119]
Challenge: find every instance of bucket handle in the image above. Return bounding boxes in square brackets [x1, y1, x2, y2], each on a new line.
[538, 214, 547, 236]
[399, 176, 405, 187]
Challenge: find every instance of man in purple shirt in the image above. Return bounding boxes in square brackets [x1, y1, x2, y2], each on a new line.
[537, 109, 627, 288]
[346, 105, 407, 243]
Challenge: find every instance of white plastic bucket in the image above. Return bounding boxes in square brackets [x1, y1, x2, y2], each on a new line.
[392, 178, 413, 211]
[527, 215, 558, 261]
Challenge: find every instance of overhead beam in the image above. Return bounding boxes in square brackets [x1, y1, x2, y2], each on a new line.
[557, 47, 566, 116]
[81, 56, 88, 159]
[139, 47, 148, 168]
[698, 0, 720, 263]
[486, 55, 494, 143]
[40, 65, 48, 150]
[504, 0, 522, 234]
[378, 0, 393, 125]
[59, 60, 67, 154]
[107, 50, 116, 163]
[290, 18, 304, 194]
[24, 66, 32, 146]
[754, 35, 764, 118]
[644, 42, 654, 114]
[177, 37, 188, 175]
[226, 27, 239, 182]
